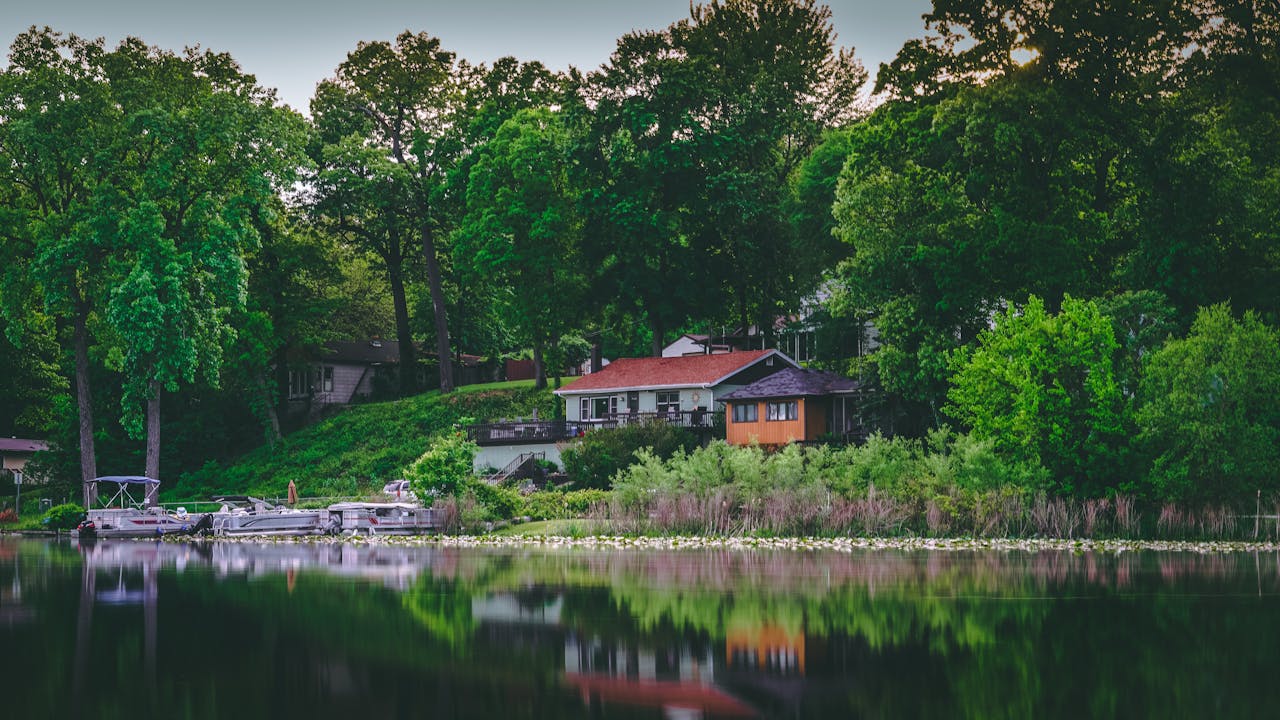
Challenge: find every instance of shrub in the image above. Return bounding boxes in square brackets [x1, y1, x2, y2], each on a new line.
[561, 421, 697, 489]
[520, 489, 609, 520]
[1137, 305, 1280, 504]
[522, 491, 570, 520]
[468, 481, 523, 520]
[947, 295, 1129, 496]
[564, 489, 608, 515]
[405, 430, 479, 497]
[0, 509, 16, 524]
[41, 503, 85, 530]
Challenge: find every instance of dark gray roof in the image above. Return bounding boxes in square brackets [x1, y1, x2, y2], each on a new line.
[317, 340, 488, 367]
[720, 368, 861, 401]
[0, 438, 48, 453]
[320, 340, 405, 365]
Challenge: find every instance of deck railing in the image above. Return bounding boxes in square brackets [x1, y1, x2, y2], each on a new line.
[467, 411, 723, 446]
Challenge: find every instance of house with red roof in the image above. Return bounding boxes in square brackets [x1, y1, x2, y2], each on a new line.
[467, 350, 797, 476]
[553, 349, 797, 424]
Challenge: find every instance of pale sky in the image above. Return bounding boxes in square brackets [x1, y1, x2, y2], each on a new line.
[2, 0, 933, 113]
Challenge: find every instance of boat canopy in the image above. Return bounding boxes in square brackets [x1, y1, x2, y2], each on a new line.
[95, 476, 160, 485]
[91, 476, 160, 509]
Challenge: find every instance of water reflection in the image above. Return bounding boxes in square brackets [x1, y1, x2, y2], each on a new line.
[2, 537, 1280, 719]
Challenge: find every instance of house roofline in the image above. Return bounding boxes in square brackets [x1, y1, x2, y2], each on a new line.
[554, 382, 714, 396]
[706, 349, 796, 386]
[552, 349, 797, 396]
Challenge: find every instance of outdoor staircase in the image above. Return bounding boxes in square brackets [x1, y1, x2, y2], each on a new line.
[485, 452, 545, 485]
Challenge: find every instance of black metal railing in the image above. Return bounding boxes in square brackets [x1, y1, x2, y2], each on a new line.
[467, 411, 723, 446]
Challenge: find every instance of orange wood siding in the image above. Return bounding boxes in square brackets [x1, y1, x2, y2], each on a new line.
[804, 397, 827, 440]
[726, 399, 809, 446]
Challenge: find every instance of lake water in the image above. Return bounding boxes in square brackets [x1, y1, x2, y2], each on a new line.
[2, 537, 1278, 718]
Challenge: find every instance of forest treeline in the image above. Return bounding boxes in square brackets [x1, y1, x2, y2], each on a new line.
[2, 0, 1278, 506]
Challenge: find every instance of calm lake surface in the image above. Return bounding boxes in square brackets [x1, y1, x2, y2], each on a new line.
[2, 537, 1278, 719]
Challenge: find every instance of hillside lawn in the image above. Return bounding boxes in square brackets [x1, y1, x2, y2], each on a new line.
[166, 380, 557, 501]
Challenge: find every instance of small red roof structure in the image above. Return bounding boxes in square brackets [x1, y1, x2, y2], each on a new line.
[554, 349, 792, 395]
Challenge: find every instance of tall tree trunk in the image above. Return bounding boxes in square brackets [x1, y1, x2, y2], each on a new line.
[72, 297, 97, 507]
[551, 330, 563, 390]
[257, 372, 282, 445]
[650, 316, 665, 357]
[145, 382, 160, 485]
[420, 223, 454, 392]
[273, 347, 291, 434]
[388, 265, 417, 397]
[532, 335, 547, 390]
[590, 337, 602, 374]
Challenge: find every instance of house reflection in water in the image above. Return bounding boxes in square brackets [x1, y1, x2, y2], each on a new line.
[565, 635, 756, 719]
[725, 624, 805, 676]
[470, 588, 761, 718]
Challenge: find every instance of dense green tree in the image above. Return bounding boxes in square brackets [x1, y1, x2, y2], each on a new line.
[309, 132, 421, 396]
[94, 39, 306, 480]
[578, 0, 866, 354]
[876, 0, 1199, 102]
[1136, 305, 1280, 504]
[788, 128, 855, 286]
[443, 58, 568, 367]
[1122, 2, 1280, 322]
[0, 28, 118, 497]
[947, 296, 1127, 496]
[455, 108, 583, 389]
[1096, 290, 1177, 400]
[1, 29, 305, 489]
[312, 32, 479, 393]
[0, 297, 64, 439]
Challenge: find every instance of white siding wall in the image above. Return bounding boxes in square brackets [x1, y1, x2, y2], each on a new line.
[562, 387, 724, 418]
[474, 442, 565, 473]
[332, 364, 369, 403]
[661, 336, 705, 357]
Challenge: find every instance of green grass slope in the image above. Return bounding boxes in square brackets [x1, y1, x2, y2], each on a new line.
[167, 381, 557, 500]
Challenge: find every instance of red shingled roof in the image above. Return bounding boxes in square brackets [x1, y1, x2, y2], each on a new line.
[555, 349, 786, 394]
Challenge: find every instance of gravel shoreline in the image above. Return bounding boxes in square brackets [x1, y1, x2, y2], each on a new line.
[10, 528, 1280, 552]
[141, 532, 1280, 553]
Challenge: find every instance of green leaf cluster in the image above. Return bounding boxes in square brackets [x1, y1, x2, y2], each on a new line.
[947, 296, 1127, 496]
[561, 421, 699, 490]
[405, 430, 479, 498]
[1137, 305, 1280, 503]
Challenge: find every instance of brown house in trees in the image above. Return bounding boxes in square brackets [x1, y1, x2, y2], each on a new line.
[721, 368, 865, 447]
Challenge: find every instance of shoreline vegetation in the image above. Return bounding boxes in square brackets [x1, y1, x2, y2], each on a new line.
[8, 531, 1275, 555]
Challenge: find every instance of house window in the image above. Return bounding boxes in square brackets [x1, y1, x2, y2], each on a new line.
[766, 401, 798, 421]
[656, 391, 681, 415]
[732, 403, 758, 423]
[289, 369, 309, 398]
[313, 366, 334, 393]
[790, 330, 815, 362]
[582, 396, 618, 419]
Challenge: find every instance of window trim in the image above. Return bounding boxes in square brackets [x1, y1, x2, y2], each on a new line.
[765, 400, 798, 422]
[731, 403, 758, 423]
[656, 391, 681, 415]
[583, 395, 619, 419]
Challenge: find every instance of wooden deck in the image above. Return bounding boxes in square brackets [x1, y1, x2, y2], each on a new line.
[467, 411, 723, 446]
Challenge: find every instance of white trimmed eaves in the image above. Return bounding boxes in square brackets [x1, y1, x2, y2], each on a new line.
[553, 350, 799, 397]
[706, 349, 798, 387]
[554, 382, 715, 397]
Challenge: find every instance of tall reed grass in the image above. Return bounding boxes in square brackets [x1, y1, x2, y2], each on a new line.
[590, 435, 1276, 540]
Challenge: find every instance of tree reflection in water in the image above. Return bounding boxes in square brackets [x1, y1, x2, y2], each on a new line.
[2, 538, 1279, 719]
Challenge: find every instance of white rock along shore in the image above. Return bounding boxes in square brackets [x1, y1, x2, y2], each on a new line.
[152, 533, 1280, 554]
